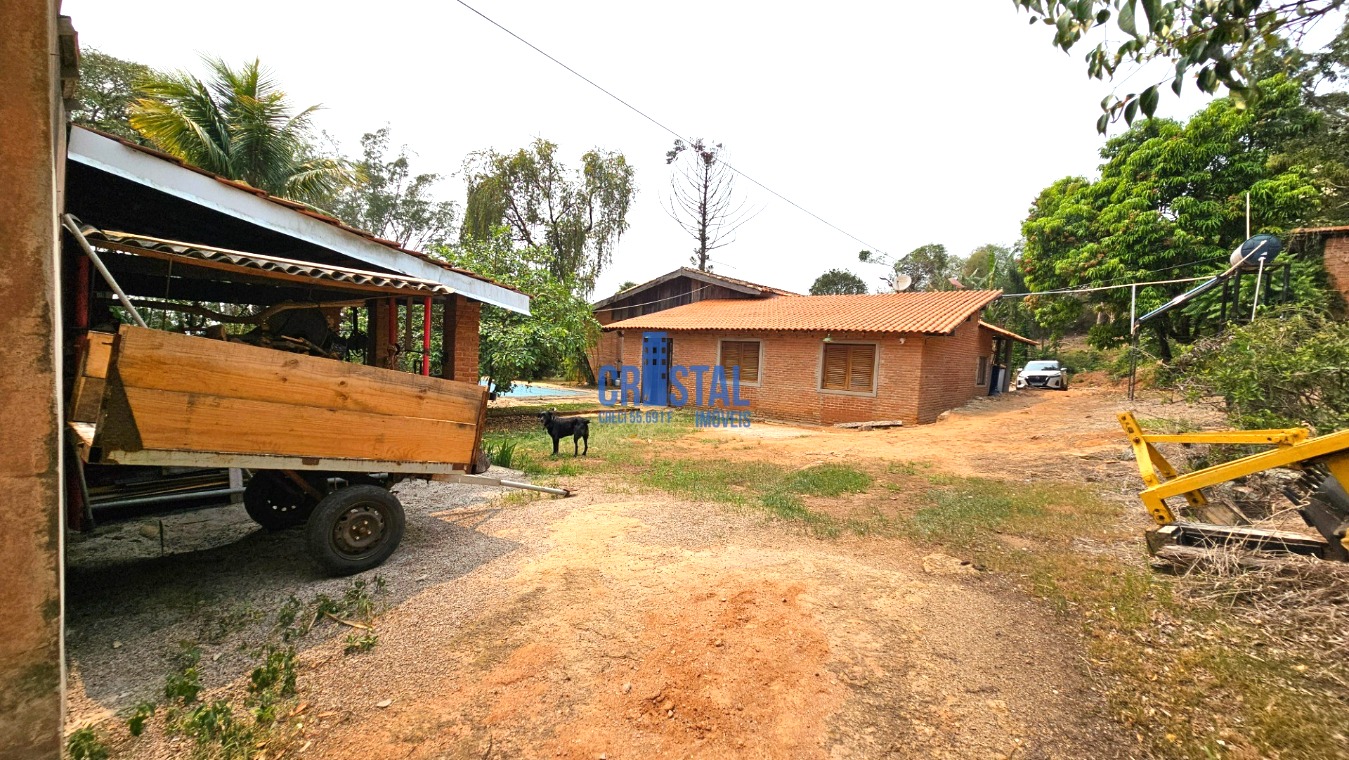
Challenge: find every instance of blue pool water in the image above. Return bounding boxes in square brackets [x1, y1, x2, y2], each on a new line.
[486, 383, 590, 398]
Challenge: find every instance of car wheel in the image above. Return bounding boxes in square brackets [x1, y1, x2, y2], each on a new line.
[243, 471, 317, 531]
[305, 485, 405, 576]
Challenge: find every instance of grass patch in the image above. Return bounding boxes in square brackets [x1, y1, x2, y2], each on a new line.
[486, 400, 597, 418]
[906, 477, 1111, 546]
[1132, 416, 1202, 435]
[482, 410, 696, 477]
[780, 464, 872, 497]
[640, 460, 873, 535]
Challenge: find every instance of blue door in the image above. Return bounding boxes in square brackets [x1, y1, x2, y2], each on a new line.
[640, 331, 671, 405]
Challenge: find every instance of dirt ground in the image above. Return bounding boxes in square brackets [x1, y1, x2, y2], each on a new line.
[67, 387, 1219, 759]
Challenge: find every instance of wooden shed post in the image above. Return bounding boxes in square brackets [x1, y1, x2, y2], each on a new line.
[0, 1, 68, 755]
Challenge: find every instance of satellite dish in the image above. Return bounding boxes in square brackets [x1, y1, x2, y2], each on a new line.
[1230, 234, 1283, 268]
[893, 274, 913, 292]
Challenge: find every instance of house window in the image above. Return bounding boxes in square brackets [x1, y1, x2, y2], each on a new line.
[719, 340, 761, 384]
[821, 343, 876, 393]
[976, 355, 989, 386]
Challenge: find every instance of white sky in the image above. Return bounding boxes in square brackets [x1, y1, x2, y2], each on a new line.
[64, 0, 1216, 297]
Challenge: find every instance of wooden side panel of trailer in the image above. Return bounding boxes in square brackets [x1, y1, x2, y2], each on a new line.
[89, 326, 487, 468]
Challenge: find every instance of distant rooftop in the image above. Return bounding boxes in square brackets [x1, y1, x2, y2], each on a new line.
[604, 290, 1003, 335]
[592, 267, 800, 310]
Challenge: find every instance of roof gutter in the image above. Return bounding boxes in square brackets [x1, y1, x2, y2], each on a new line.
[67, 127, 530, 315]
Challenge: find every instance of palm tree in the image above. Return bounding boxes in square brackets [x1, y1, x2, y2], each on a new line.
[130, 58, 353, 206]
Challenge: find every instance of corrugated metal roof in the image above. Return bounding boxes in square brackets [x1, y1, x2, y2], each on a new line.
[67, 126, 528, 307]
[603, 290, 1002, 334]
[83, 225, 455, 296]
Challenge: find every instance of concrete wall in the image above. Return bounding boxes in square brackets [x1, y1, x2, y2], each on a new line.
[0, 1, 66, 756]
[602, 321, 994, 425]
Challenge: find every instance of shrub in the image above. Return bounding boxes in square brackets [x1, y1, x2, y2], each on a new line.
[1169, 309, 1349, 434]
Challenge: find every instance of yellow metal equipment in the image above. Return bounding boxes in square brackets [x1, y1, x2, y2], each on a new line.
[1119, 411, 1349, 561]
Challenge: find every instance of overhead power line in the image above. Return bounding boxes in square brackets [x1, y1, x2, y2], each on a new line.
[451, 0, 891, 257]
[998, 274, 1210, 298]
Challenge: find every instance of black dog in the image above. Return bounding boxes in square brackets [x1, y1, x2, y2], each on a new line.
[540, 409, 588, 457]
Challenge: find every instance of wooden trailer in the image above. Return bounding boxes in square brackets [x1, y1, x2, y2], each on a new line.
[69, 325, 529, 575]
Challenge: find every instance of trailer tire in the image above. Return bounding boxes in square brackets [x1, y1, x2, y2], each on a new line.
[243, 471, 314, 531]
[305, 485, 404, 576]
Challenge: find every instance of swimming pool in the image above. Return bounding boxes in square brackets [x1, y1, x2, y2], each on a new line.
[487, 383, 590, 399]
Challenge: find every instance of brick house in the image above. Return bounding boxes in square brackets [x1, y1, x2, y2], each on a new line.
[596, 289, 1034, 426]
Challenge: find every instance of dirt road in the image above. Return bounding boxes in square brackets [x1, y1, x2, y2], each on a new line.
[70, 388, 1199, 758]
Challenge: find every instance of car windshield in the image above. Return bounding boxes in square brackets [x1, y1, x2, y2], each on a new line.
[1024, 361, 1060, 371]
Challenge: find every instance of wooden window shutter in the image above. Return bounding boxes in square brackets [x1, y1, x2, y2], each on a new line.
[822, 344, 849, 390]
[849, 345, 875, 392]
[720, 340, 761, 383]
[822, 343, 874, 392]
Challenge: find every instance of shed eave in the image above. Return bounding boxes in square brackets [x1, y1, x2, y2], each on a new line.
[67, 126, 530, 315]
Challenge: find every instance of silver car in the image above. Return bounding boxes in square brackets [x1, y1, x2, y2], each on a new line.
[1016, 360, 1069, 390]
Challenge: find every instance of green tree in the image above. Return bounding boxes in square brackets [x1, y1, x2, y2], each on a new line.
[809, 268, 868, 295]
[460, 139, 635, 295]
[1172, 309, 1349, 434]
[891, 243, 962, 291]
[665, 138, 755, 271]
[1010, 0, 1347, 131]
[331, 127, 458, 250]
[434, 231, 598, 394]
[129, 58, 354, 206]
[1021, 76, 1323, 358]
[70, 48, 155, 141]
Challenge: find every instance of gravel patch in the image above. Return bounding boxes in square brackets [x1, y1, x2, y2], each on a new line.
[64, 468, 535, 724]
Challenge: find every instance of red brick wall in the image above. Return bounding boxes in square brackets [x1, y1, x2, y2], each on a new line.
[601, 319, 996, 425]
[1323, 235, 1349, 304]
[452, 297, 481, 384]
[917, 318, 995, 423]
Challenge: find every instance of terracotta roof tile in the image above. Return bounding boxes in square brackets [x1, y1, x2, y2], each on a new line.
[604, 290, 1002, 334]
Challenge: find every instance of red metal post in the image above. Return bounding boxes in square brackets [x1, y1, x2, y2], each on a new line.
[421, 297, 432, 376]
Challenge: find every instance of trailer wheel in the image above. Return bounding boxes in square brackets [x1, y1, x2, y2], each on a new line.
[305, 485, 405, 576]
[243, 471, 315, 530]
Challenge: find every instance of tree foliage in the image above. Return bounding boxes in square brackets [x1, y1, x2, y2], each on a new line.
[129, 58, 354, 206]
[70, 48, 155, 141]
[890, 243, 961, 291]
[1010, 0, 1348, 131]
[1171, 309, 1349, 434]
[809, 269, 868, 295]
[331, 128, 458, 250]
[461, 139, 635, 295]
[434, 232, 598, 394]
[1021, 76, 1323, 357]
[664, 138, 755, 271]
